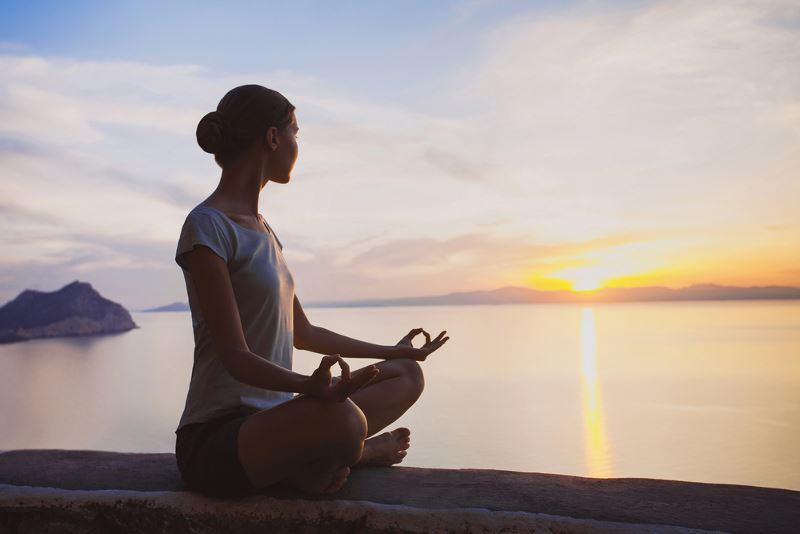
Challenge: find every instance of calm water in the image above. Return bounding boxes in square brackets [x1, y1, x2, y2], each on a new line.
[2, 302, 798, 490]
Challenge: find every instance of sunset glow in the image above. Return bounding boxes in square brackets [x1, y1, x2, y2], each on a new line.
[567, 273, 604, 292]
[0, 1, 798, 309]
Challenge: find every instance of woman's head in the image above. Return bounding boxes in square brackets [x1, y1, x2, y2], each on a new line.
[196, 84, 298, 181]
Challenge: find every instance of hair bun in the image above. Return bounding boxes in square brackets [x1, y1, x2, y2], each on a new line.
[196, 111, 229, 154]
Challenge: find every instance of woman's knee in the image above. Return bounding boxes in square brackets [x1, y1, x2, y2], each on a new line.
[324, 398, 368, 464]
[237, 397, 367, 488]
[310, 396, 363, 433]
[337, 397, 368, 439]
[393, 358, 425, 399]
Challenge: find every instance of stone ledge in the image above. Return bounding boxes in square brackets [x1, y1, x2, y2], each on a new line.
[1, 449, 798, 533]
[1, 485, 712, 534]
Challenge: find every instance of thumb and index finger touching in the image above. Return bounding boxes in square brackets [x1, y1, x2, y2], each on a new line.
[321, 354, 382, 399]
[404, 327, 431, 344]
[321, 353, 350, 381]
[320, 324, 450, 398]
[407, 327, 451, 345]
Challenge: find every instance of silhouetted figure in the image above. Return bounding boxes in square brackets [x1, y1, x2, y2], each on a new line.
[173, 84, 448, 497]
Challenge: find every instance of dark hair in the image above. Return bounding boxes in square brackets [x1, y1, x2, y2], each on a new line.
[196, 84, 295, 168]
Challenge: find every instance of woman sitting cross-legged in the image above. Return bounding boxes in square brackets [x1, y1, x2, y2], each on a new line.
[173, 84, 449, 497]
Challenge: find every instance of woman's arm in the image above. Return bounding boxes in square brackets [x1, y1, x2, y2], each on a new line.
[293, 295, 399, 359]
[184, 245, 312, 394]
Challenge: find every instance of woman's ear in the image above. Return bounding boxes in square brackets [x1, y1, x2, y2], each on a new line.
[263, 126, 279, 152]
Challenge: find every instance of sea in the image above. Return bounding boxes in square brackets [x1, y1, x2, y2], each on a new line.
[1, 301, 798, 490]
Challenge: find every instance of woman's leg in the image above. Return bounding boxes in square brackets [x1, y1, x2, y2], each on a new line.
[347, 357, 425, 437]
[341, 357, 423, 466]
[238, 358, 423, 493]
[237, 395, 367, 494]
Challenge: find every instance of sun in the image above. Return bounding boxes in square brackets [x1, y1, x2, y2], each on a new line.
[570, 272, 604, 291]
[546, 265, 607, 292]
[542, 243, 671, 293]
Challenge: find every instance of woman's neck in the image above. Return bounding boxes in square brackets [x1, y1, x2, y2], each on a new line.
[210, 158, 267, 215]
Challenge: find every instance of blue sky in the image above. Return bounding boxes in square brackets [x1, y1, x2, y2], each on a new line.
[0, 0, 558, 99]
[1, 0, 798, 309]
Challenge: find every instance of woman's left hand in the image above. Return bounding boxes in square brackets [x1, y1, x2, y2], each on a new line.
[390, 328, 449, 361]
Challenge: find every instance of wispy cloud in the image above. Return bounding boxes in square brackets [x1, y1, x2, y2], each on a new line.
[287, 228, 666, 301]
[438, 0, 800, 233]
[0, 41, 27, 52]
[0, 0, 799, 307]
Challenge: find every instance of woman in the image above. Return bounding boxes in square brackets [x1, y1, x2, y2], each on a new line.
[173, 84, 449, 497]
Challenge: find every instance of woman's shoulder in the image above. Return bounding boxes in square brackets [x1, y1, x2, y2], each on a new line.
[189, 203, 225, 218]
[175, 205, 238, 268]
[184, 204, 236, 229]
[177, 205, 240, 243]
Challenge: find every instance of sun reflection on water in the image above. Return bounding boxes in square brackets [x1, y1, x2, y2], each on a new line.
[580, 307, 613, 477]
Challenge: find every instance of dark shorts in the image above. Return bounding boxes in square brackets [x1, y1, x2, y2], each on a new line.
[175, 405, 262, 497]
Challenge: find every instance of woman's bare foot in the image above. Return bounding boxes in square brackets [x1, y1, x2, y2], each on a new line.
[355, 427, 411, 467]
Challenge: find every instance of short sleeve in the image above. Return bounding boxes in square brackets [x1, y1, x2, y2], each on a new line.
[175, 210, 235, 271]
[272, 229, 284, 251]
[261, 216, 284, 251]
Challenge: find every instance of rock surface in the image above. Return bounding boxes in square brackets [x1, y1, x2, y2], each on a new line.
[0, 281, 137, 343]
[1, 449, 798, 533]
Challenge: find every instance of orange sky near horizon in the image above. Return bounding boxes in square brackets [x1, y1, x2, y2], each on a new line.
[522, 226, 800, 292]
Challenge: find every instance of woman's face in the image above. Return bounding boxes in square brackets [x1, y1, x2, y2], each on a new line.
[263, 110, 299, 185]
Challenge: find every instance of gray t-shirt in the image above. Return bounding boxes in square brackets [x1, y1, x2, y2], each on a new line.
[174, 205, 295, 432]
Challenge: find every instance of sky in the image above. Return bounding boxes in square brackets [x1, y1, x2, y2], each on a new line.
[0, 0, 798, 309]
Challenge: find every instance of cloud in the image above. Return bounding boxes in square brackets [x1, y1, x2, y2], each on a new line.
[0, 200, 65, 225]
[0, 42, 27, 52]
[423, 146, 492, 185]
[1, 0, 799, 306]
[438, 0, 800, 235]
[287, 228, 658, 301]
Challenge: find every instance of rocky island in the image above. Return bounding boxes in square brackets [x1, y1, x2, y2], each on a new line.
[0, 281, 137, 344]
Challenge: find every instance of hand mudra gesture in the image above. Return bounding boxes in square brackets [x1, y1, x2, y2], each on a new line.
[392, 328, 449, 361]
[306, 353, 380, 402]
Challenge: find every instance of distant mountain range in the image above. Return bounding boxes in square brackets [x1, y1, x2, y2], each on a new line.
[0, 281, 138, 344]
[145, 284, 800, 311]
[142, 302, 190, 312]
[308, 284, 800, 307]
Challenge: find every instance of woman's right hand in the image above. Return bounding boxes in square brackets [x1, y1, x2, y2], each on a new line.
[304, 354, 380, 402]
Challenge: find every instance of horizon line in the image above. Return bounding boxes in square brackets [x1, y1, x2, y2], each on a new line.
[136, 282, 800, 312]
